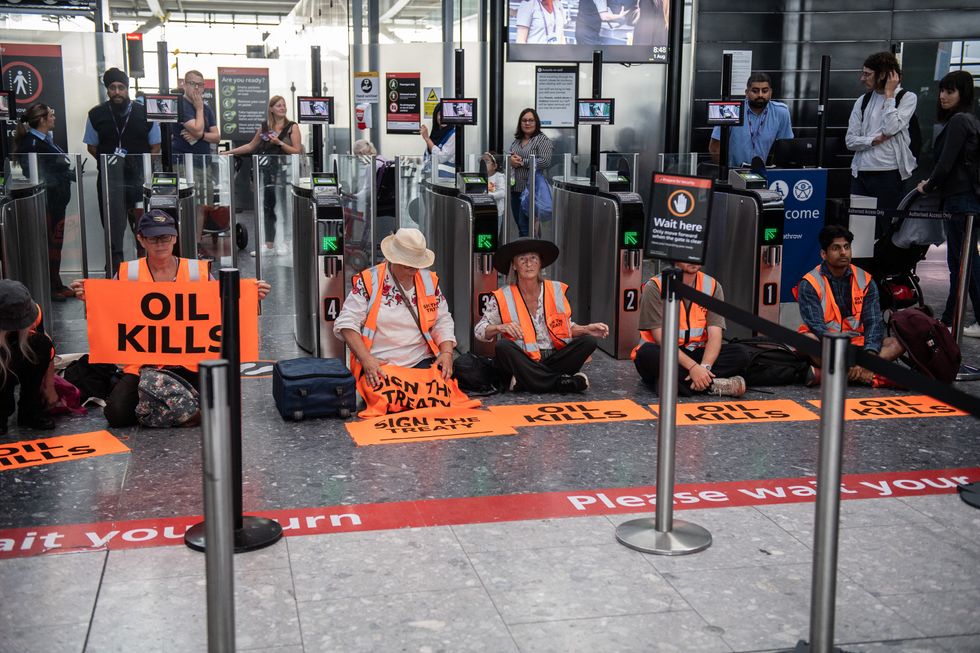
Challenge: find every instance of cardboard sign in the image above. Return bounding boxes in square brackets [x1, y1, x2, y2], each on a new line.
[357, 364, 480, 418]
[808, 395, 966, 420]
[346, 407, 516, 446]
[84, 279, 259, 367]
[645, 173, 714, 264]
[488, 400, 654, 427]
[0, 431, 129, 471]
[650, 399, 820, 425]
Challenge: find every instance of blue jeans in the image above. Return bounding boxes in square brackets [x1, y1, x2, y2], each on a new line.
[510, 190, 528, 238]
[941, 191, 980, 325]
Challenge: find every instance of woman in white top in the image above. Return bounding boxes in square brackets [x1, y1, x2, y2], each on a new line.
[483, 152, 507, 222]
[515, 0, 567, 44]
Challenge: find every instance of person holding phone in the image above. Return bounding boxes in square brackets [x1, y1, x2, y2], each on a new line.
[509, 108, 553, 238]
[845, 51, 918, 238]
[223, 95, 302, 257]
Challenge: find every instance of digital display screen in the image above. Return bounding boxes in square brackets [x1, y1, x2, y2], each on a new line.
[152, 174, 178, 185]
[622, 230, 639, 247]
[297, 96, 334, 125]
[312, 175, 337, 186]
[321, 235, 340, 253]
[143, 94, 180, 123]
[507, 0, 669, 64]
[475, 232, 496, 252]
[463, 176, 484, 184]
[706, 101, 744, 126]
[441, 99, 477, 125]
[576, 99, 614, 125]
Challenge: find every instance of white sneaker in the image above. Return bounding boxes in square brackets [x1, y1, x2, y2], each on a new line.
[275, 243, 290, 256]
[963, 322, 980, 338]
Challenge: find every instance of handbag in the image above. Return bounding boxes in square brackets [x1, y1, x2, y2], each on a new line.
[520, 171, 553, 222]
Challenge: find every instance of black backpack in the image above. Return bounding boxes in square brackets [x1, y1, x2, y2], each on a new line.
[729, 337, 811, 387]
[861, 89, 922, 158]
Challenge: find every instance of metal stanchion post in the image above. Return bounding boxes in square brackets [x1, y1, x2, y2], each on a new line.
[796, 333, 851, 653]
[198, 360, 236, 653]
[186, 268, 283, 552]
[952, 213, 980, 381]
[616, 268, 712, 555]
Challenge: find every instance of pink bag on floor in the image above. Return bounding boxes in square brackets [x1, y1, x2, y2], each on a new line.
[48, 375, 87, 416]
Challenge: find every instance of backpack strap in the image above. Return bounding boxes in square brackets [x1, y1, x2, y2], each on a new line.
[860, 91, 873, 118]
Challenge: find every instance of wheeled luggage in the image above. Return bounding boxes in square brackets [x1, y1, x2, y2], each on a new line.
[272, 357, 356, 420]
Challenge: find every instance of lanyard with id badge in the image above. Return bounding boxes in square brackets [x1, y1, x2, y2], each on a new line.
[113, 105, 133, 157]
[537, 0, 560, 43]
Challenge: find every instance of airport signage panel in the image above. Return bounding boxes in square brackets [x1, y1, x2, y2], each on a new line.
[217, 67, 270, 141]
[645, 173, 714, 264]
[386, 72, 421, 134]
[1, 43, 68, 151]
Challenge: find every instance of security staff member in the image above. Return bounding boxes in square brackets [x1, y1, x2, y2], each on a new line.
[709, 72, 794, 168]
[83, 67, 161, 273]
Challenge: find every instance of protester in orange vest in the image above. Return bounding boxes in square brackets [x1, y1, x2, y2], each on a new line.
[474, 238, 607, 393]
[633, 262, 749, 397]
[0, 280, 56, 434]
[795, 224, 904, 385]
[334, 228, 456, 390]
[70, 210, 271, 426]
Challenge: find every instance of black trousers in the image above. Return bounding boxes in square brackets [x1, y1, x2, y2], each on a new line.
[494, 336, 597, 393]
[0, 333, 53, 421]
[103, 366, 200, 428]
[633, 342, 750, 397]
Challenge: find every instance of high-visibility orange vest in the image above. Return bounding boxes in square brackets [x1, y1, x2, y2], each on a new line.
[630, 271, 716, 360]
[119, 257, 210, 375]
[794, 263, 871, 347]
[350, 262, 441, 378]
[492, 281, 572, 361]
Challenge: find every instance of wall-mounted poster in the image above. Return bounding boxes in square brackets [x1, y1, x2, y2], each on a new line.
[217, 67, 270, 142]
[535, 66, 577, 128]
[1, 43, 68, 151]
[386, 72, 421, 134]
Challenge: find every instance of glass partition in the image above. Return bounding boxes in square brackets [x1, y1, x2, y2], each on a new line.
[336, 153, 383, 277]
[657, 153, 712, 176]
[397, 155, 425, 229]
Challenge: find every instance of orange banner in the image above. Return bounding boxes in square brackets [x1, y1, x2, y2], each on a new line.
[0, 431, 129, 471]
[808, 395, 966, 420]
[357, 364, 480, 418]
[488, 399, 654, 427]
[346, 407, 516, 445]
[85, 279, 259, 366]
[650, 399, 820, 426]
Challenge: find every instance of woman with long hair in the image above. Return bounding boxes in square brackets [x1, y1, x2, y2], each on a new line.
[421, 102, 455, 178]
[509, 107, 553, 237]
[13, 103, 75, 300]
[0, 280, 55, 434]
[916, 70, 980, 336]
[223, 95, 302, 256]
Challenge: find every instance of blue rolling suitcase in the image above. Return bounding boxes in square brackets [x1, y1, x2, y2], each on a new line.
[273, 357, 356, 420]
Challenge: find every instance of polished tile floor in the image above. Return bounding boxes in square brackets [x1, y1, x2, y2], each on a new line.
[2, 239, 978, 652]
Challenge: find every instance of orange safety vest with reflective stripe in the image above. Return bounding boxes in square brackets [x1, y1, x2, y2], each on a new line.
[630, 271, 716, 360]
[350, 262, 441, 378]
[119, 257, 211, 375]
[793, 263, 871, 347]
[492, 281, 572, 361]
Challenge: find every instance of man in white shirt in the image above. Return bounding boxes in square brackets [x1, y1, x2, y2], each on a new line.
[845, 51, 918, 238]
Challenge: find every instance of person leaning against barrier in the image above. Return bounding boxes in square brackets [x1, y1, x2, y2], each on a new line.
[474, 238, 607, 394]
[632, 261, 749, 397]
[334, 228, 456, 389]
[915, 70, 980, 338]
[795, 224, 905, 385]
[70, 210, 271, 427]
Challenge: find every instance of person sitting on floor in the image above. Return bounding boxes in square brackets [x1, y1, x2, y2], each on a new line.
[474, 238, 608, 393]
[0, 280, 56, 434]
[334, 228, 456, 389]
[632, 261, 749, 397]
[795, 224, 905, 384]
[70, 210, 271, 426]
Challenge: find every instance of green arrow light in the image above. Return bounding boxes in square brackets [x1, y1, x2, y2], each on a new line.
[624, 230, 638, 246]
[322, 235, 339, 252]
[477, 234, 493, 250]
[764, 228, 777, 242]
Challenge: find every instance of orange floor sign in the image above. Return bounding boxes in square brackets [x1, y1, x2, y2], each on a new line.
[346, 407, 517, 445]
[650, 399, 820, 425]
[0, 431, 130, 471]
[488, 399, 654, 427]
[808, 395, 967, 420]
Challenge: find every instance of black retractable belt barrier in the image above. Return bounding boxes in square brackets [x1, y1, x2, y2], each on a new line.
[186, 269, 284, 553]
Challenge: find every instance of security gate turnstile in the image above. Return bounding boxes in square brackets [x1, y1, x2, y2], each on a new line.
[0, 178, 52, 328]
[142, 172, 197, 257]
[703, 171, 785, 339]
[291, 173, 345, 357]
[419, 175, 499, 355]
[552, 175, 645, 359]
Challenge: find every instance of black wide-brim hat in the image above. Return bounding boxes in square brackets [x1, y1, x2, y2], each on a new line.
[493, 238, 560, 275]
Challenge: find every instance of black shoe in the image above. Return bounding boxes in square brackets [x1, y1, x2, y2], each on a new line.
[0, 417, 7, 436]
[555, 373, 588, 394]
[18, 414, 56, 430]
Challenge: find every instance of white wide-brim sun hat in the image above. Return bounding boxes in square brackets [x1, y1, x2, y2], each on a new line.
[380, 228, 436, 269]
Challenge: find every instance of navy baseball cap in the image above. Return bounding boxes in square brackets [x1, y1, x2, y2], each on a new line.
[137, 210, 178, 237]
